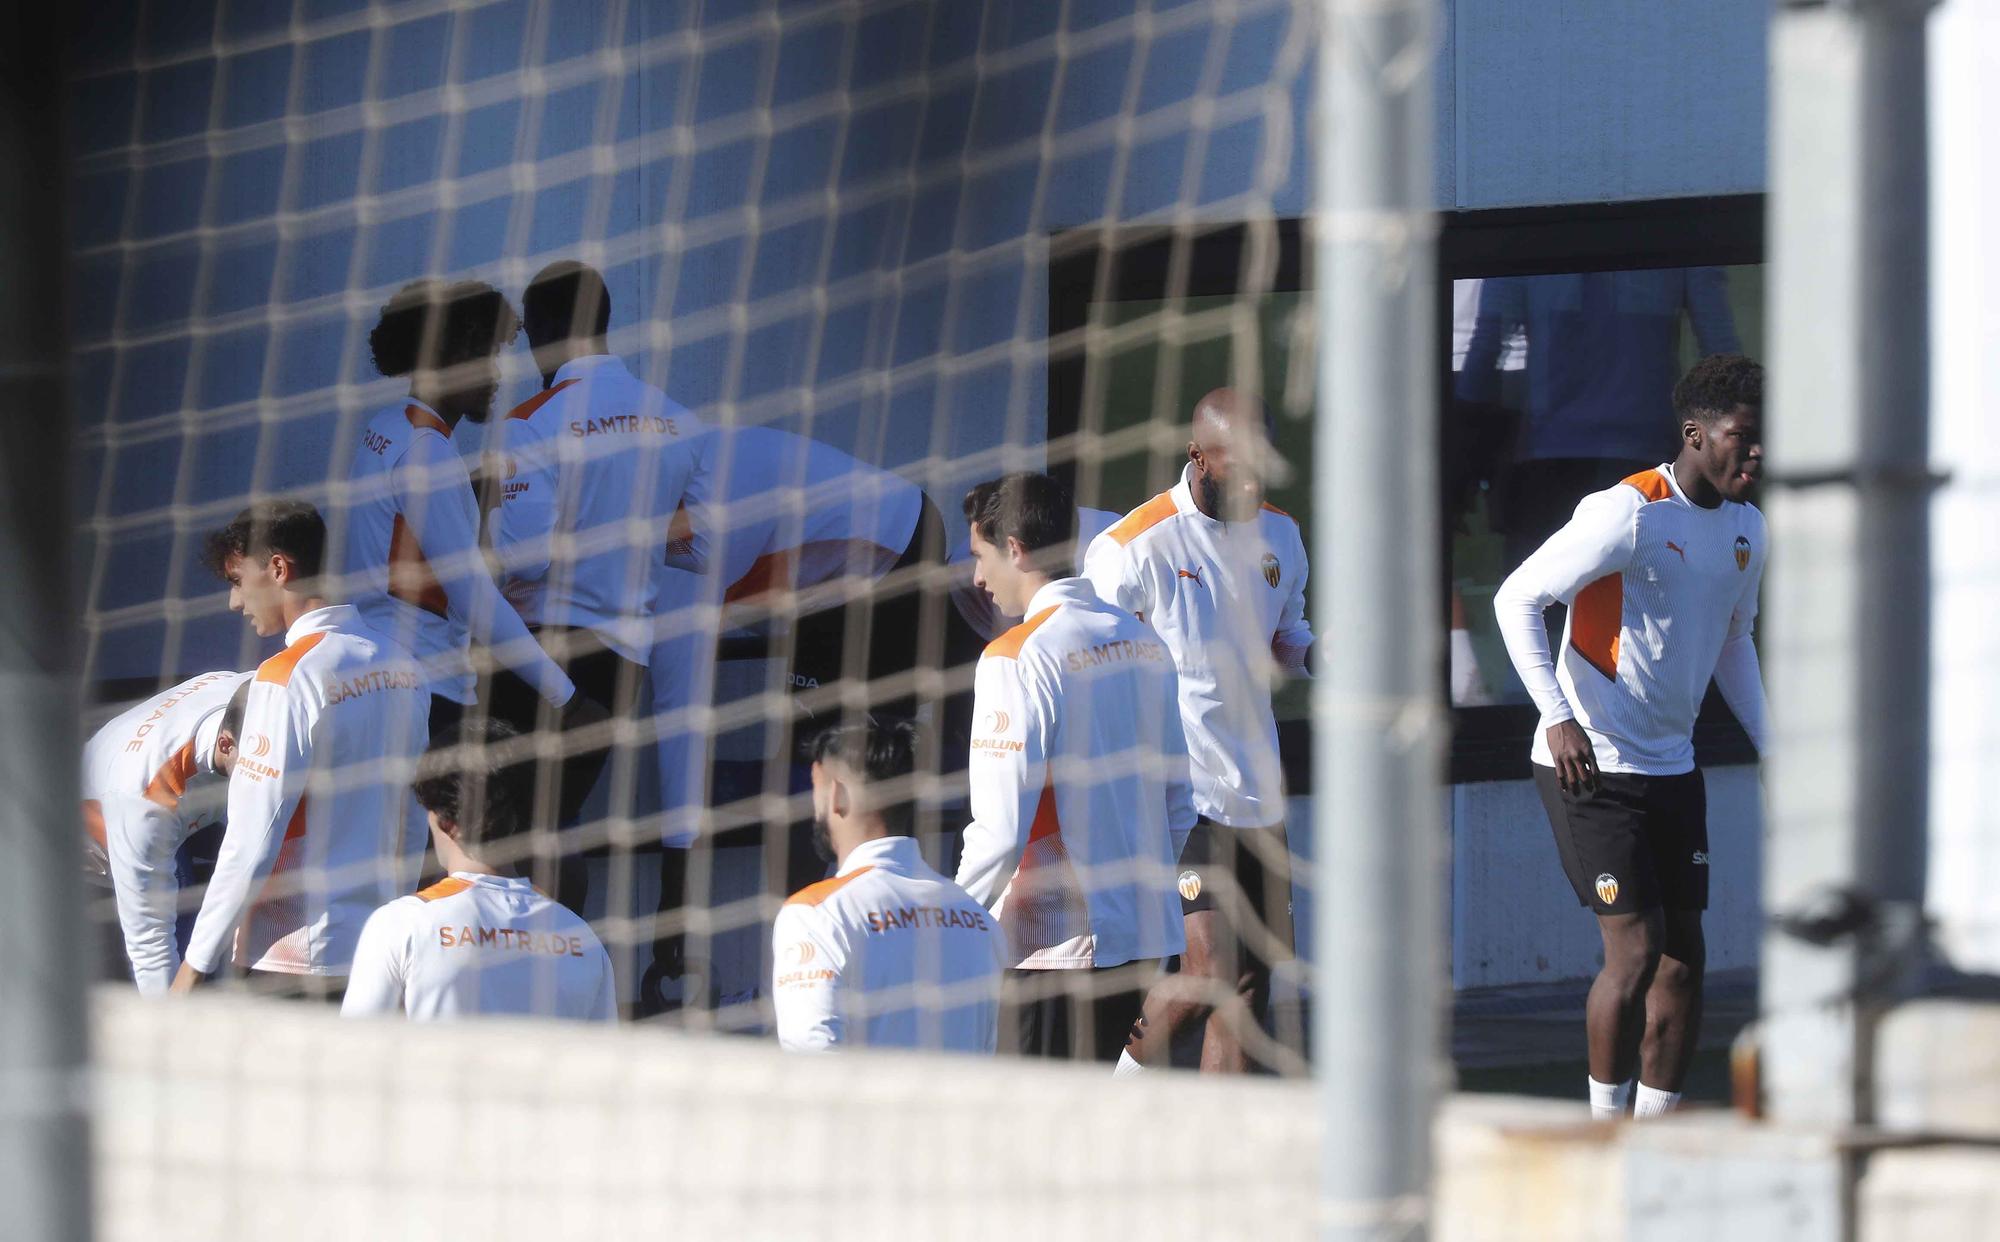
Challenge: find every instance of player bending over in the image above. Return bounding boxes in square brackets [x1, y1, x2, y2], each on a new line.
[1494, 354, 1769, 1119]
[343, 719, 615, 1022]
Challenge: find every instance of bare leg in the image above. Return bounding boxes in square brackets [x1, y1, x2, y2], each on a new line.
[1587, 909, 1664, 1085]
[1638, 908, 1705, 1092]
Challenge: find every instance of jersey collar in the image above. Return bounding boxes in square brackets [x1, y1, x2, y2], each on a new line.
[551, 353, 626, 387]
[839, 834, 921, 876]
[284, 603, 359, 646]
[1172, 462, 1222, 529]
[1023, 576, 1098, 619]
[404, 399, 450, 438]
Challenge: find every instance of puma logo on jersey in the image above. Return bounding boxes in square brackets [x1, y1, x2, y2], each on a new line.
[1176, 567, 1206, 589]
[1665, 541, 1686, 562]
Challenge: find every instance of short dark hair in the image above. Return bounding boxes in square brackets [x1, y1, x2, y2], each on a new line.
[200, 499, 326, 582]
[961, 471, 1076, 560]
[808, 717, 920, 838]
[367, 278, 520, 379]
[411, 718, 535, 853]
[1673, 354, 1763, 427]
[521, 260, 612, 349]
[218, 676, 253, 743]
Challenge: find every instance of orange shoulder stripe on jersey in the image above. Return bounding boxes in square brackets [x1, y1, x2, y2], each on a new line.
[506, 377, 580, 421]
[1104, 492, 1178, 548]
[255, 630, 328, 686]
[984, 605, 1060, 660]
[1260, 501, 1293, 520]
[785, 866, 875, 907]
[81, 800, 107, 849]
[143, 741, 201, 810]
[416, 876, 473, 902]
[1621, 468, 1674, 503]
[404, 404, 450, 438]
[1570, 574, 1623, 682]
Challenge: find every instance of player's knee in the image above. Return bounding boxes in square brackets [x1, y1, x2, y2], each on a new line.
[1652, 949, 1702, 997]
[1599, 922, 1662, 992]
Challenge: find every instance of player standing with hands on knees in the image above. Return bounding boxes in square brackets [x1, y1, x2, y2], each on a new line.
[174, 501, 430, 1000]
[1494, 355, 1769, 1120]
[1083, 389, 1313, 1074]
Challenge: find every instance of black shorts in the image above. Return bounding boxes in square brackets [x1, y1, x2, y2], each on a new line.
[1533, 765, 1708, 915]
[1176, 820, 1295, 959]
[1004, 960, 1160, 1063]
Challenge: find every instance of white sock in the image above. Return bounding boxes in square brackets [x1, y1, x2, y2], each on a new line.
[1633, 1084, 1682, 1119]
[1113, 1049, 1146, 1077]
[1588, 1076, 1633, 1119]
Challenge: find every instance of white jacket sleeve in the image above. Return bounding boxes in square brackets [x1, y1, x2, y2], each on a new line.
[184, 677, 312, 974]
[1272, 526, 1314, 675]
[492, 412, 558, 596]
[399, 434, 575, 707]
[102, 796, 187, 995]
[339, 904, 410, 1017]
[1082, 533, 1148, 620]
[771, 904, 844, 1051]
[1713, 530, 1770, 756]
[662, 434, 712, 574]
[1492, 488, 1640, 724]
[589, 945, 619, 1022]
[954, 652, 1054, 908]
[1158, 667, 1199, 859]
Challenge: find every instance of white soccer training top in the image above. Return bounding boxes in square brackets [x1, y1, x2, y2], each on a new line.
[492, 354, 708, 664]
[1493, 465, 1770, 775]
[955, 577, 1197, 970]
[1082, 466, 1313, 828]
[342, 400, 574, 707]
[185, 605, 431, 977]
[341, 871, 616, 1022]
[773, 835, 1007, 1053]
[650, 425, 925, 844]
[81, 669, 250, 994]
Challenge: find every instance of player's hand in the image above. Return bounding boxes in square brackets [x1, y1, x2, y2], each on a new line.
[168, 962, 210, 995]
[1546, 719, 1599, 795]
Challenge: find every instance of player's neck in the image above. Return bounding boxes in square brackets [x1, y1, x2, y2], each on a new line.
[1670, 456, 1724, 510]
[407, 383, 462, 432]
[535, 339, 608, 388]
[280, 592, 329, 631]
[833, 825, 896, 870]
[437, 840, 510, 879]
[1013, 571, 1055, 615]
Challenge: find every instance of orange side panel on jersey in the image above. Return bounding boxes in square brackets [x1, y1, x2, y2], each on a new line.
[284, 796, 309, 841]
[1621, 468, 1674, 503]
[785, 866, 875, 907]
[387, 514, 451, 617]
[984, 605, 1060, 661]
[724, 549, 798, 604]
[1570, 574, 1623, 682]
[416, 876, 473, 902]
[81, 800, 107, 849]
[143, 741, 200, 811]
[256, 631, 328, 685]
[1026, 780, 1060, 844]
[505, 377, 580, 421]
[1104, 492, 1179, 548]
[403, 404, 450, 438]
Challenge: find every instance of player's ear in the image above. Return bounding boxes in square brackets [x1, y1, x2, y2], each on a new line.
[1682, 418, 1703, 450]
[829, 774, 852, 820]
[268, 551, 294, 587]
[1005, 535, 1030, 571]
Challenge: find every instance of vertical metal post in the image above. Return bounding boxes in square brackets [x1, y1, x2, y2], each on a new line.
[0, 11, 92, 1242]
[1761, 0, 1936, 1126]
[1314, 0, 1443, 1236]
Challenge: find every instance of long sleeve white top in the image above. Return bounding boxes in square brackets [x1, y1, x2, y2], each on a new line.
[1493, 464, 1769, 775]
[491, 355, 708, 664]
[184, 606, 431, 976]
[343, 400, 574, 707]
[1082, 467, 1312, 828]
[773, 836, 1006, 1053]
[81, 669, 250, 994]
[341, 872, 616, 1022]
[954, 577, 1196, 970]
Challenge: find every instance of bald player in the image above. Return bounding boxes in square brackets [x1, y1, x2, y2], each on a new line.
[1083, 389, 1314, 1074]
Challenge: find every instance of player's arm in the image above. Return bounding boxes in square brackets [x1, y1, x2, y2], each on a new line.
[101, 797, 187, 996]
[1272, 528, 1314, 676]
[177, 679, 312, 988]
[771, 905, 845, 1051]
[1157, 666, 1199, 861]
[1081, 533, 1150, 621]
[954, 653, 1053, 907]
[1713, 525, 1771, 757]
[1492, 488, 1639, 791]
[587, 940, 619, 1022]
[490, 414, 559, 594]
[399, 434, 576, 708]
[662, 435, 712, 574]
[339, 904, 411, 1018]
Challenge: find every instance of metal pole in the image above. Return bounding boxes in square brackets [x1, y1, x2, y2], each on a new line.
[1760, 0, 1936, 1126]
[1314, 0, 1442, 1236]
[0, 11, 91, 1242]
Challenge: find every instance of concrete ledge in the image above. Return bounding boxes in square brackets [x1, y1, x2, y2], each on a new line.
[1875, 999, 2000, 1139]
[1858, 1146, 2000, 1242]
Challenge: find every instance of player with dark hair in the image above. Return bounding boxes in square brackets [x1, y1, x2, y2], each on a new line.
[176, 501, 431, 1000]
[342, 718, 615, 1022]
[489, 260, 707, 916]
[958, 472, 1195, 1063]
[1494, 353, 1769, 1119]
[771, 717, 1005, 1052]
[1082, 389, 1315, 1074]
[345, 278, 583, 735]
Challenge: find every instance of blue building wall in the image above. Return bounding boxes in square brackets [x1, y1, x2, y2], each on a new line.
[67, 0, 1767, 683]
